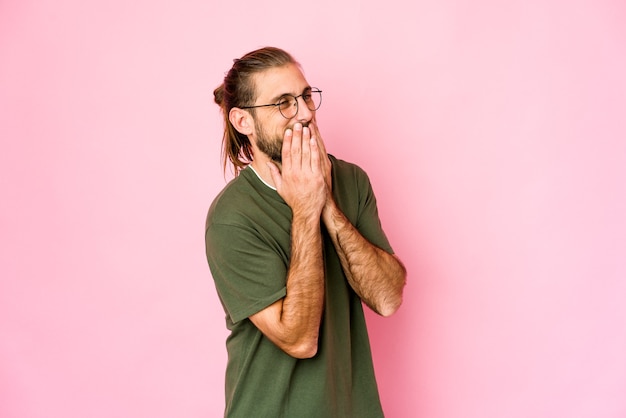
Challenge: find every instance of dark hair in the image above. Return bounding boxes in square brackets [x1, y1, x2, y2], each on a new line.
[214, 47, 298, 175]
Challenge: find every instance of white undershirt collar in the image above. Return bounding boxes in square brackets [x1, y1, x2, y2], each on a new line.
[248, 165, 277, 191]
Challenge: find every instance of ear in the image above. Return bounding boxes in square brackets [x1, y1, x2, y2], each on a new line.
[229, 107, 254, 136]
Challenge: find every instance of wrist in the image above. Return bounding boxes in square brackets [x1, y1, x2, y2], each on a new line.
[292, 207, 323, 225]
[321, 197, 340, 228]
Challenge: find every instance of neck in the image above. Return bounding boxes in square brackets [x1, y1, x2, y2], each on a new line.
[250, 158, 280, 188]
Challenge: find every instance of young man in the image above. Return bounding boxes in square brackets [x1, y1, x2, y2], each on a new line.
[205, 47, 406, 417]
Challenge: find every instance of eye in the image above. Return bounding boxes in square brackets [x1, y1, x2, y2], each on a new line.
[277, 96, 293, 110]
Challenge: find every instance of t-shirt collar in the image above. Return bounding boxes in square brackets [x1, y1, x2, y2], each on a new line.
[247, 165, 277, 191]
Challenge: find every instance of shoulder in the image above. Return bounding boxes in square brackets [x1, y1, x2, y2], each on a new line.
[329, 154, 370, 180]
[205, 171, 254, 230]
[329, 154, 372, 191]
[205, 168, 287, 232]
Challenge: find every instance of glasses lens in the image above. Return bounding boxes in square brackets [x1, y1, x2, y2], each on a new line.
[305, 89, 322, 111]
[278, 96, 297, 119]
[277, 89, 323, 118]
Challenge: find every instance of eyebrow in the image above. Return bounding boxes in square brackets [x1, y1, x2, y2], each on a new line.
[267, 86, 312, 103]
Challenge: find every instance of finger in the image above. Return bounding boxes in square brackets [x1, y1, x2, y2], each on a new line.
[308, 124, 326, 167]
[290, 123, 303, 167]
[281, 128, 293, 171]
[301, 126, 312, 168]
[310, 122, 328, 158]
[309, 122, 332, 189]
[309, 135, 320, 173]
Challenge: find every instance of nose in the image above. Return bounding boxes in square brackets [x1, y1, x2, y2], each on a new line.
[295, 95, 314, 123]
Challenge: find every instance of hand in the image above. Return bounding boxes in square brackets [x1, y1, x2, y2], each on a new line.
[268, 123, 327, 219]
[308, 122, 332, 196]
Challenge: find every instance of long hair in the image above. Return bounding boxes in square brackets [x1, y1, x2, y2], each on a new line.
[214, 47, 298, 176]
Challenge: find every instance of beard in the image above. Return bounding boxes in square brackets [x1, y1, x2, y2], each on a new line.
[254, 119, 309, 164]
[255, 119, 283, 163]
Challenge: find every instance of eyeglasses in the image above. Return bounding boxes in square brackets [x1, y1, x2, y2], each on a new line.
[240, 88, 322, 119]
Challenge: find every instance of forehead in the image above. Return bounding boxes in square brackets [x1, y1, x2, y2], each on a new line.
[252, 63, 310, 101]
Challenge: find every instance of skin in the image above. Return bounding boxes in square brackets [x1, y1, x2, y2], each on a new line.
[228, 63, 407, 359]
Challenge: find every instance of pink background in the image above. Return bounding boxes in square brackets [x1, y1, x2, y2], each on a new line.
[1, 0, 625, 417]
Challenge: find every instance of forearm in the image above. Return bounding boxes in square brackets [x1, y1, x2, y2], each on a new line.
[280, 214, 325, 353]
[323, 200, 406, 317]
[250, 211, 325, 359]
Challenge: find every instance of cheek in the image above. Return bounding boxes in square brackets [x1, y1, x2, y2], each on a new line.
[279, 123, 292, 138]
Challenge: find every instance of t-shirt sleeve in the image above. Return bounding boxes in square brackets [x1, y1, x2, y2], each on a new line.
[353, 166, 394, 254]
[205, 222, 287, 324]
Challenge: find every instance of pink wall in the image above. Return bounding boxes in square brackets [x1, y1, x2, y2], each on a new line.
[1, 0, 625, 417]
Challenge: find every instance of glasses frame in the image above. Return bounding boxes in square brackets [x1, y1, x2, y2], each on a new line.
[240, 88, 322, 119]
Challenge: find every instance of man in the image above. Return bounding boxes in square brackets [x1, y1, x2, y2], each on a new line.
[205, 47, 406, 418]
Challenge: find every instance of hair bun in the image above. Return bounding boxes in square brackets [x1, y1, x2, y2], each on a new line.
[214, 84, 225, 106]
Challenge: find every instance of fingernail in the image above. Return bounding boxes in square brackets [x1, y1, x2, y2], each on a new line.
[294, 123, 302, 130]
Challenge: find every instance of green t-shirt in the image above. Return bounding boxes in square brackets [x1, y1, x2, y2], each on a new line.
[205, 155, 393, 418]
